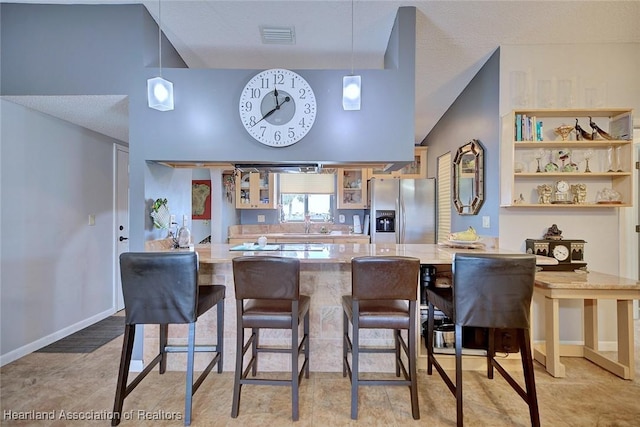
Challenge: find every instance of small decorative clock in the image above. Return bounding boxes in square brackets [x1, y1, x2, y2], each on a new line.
[551, 180, 572, 204]
[525, 238, 587, 271]
[239, 68, 317, 147]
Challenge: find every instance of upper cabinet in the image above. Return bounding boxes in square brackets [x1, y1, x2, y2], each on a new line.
[368, 146, 428, 179]
[337, 168, 369, 209]
[500, 109, 633, 208]
[236, 171, 278, 209]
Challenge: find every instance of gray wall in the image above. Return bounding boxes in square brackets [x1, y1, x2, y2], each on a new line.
[0, 100, 117, 363]
[422, 49, 500, 236]
[0, 3, 186, 97]
[128, 6, 417, 251]
[0, 3, 417, 362]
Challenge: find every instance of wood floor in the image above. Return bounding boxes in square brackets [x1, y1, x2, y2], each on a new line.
[2, 319, 639, 426]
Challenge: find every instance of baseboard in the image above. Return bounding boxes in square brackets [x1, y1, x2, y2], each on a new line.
[0, 308, 115, 367]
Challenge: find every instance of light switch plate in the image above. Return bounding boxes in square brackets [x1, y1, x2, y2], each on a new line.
[257, 215, 265, 223]
[339, 214, 345, 223]
[482, 216, 490, 228]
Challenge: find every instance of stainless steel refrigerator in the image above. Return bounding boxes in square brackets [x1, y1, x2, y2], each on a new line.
[368, 178, 436, 244]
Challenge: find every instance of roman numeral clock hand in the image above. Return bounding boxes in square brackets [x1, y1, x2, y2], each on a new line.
[251, 96, 290, 127]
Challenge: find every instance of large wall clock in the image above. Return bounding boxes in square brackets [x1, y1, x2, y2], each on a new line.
[239, 68, 317, 147]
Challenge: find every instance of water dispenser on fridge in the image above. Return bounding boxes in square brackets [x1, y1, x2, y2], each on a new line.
[375, 210, 395, 233]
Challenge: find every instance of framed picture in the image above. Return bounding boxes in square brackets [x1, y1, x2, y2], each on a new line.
[192, 180, 211, 220]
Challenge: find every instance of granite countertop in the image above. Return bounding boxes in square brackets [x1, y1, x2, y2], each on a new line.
[192, 243, 515, 265]
[535, 270, 640, 290]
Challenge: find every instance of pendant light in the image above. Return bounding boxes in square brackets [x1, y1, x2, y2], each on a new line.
[342, 0, 361, 111]
[147, 0, 174, 111]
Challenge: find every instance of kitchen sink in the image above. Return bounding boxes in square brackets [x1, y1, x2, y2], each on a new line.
[280, 243, 326, 251]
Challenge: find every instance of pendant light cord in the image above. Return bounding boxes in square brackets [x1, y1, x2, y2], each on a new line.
[350, 0, 354, 75]
[158, 0, 163, 78]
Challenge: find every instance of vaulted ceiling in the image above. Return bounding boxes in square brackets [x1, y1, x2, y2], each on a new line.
[5, 1, 640, 144]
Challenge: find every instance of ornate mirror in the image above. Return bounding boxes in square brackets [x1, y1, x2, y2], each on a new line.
[453, 139, 484, 215]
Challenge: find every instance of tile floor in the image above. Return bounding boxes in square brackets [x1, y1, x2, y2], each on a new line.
[1, 319, 639, 426]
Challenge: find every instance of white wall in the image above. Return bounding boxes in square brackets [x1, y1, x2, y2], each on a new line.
[0, 99, 118, 365]
[498, 43, 640, 345]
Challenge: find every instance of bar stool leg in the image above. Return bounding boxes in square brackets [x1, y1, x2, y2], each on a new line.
[304, 311, 310, 378]
[231, 303, 244, 418]
[350, 304, 360, 420]
[112, 325, 135, 426]
[217, 300, 224, 373]
[343, 311, 349, 377]
[291, 303, 300, 421]
[395, 330, 401, 376]
[520, 329, 541, 427]
[426, 301, 435, 375]
[160, 324, 168, 374]
[455, 323, 464, 427]
[409, 302, 419, 420]
[487, 328, 495, 379]
[251, 327, 259, 376]
[184, 322, 196, 426]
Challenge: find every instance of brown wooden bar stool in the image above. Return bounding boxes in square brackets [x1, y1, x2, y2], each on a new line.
[425, 253, 540, 427]
[112, 252, 225, 426]
[231, 256, 310, 421]
[342, 256, 421, 420]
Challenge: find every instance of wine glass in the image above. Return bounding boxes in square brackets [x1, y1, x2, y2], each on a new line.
[607, 146, 614, 172]
[583, 149, 593, 173]
[544, 150, 558, 172]
[534, 149, 544, 173]
[616, 146, 623, 172]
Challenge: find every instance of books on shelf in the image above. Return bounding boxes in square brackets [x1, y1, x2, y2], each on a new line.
[515, 114, 543, 142]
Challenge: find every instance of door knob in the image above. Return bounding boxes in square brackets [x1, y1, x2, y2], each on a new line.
[119, 236, 129, 241]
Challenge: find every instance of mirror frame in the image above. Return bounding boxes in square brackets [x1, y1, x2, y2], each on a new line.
[453, 139, 484, 215]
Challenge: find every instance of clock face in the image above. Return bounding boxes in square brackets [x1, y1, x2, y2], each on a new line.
[556, 180, 570, 193]
[239, 69, 317, 147]
[552, 244, 570, 261]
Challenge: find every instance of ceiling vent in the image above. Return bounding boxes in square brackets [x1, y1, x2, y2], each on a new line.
[260, 26, 296, 45]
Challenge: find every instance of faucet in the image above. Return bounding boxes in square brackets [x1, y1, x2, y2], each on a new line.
[304, 214, 311, 234]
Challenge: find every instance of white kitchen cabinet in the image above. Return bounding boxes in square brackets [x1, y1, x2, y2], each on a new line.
[235, 171, 277, 209]
[337, 168, 368, 209]
[368, 146, 428, 179]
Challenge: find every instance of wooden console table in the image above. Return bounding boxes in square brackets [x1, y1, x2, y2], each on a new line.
[533, 271, 640, 380]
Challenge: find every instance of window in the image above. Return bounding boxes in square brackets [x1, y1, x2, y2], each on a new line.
[278, 173, 335, 222]
[280, 194, 333, 222]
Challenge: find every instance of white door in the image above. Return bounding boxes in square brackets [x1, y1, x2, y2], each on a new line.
[115, 146, 129, 311]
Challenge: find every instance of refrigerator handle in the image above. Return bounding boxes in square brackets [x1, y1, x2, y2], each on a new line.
[401, 196, 406, 243]
[395, 197, 400, 244]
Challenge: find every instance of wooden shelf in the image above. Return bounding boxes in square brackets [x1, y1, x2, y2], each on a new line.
[501, 108, 633, 208]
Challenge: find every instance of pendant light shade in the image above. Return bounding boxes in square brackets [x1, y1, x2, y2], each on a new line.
[147, 77, 174, 111]
[148, 0, 174, 111]
[342, 75, 361, 110]
[343, 0, 360, 111]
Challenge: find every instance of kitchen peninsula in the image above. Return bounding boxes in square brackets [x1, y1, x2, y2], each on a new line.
[143, 242, 638, 379]
[145, 241, 507, 373]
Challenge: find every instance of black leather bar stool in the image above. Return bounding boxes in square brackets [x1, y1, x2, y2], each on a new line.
[342, 256, 421, 420]
[425, 253, 540, 427]
[112, 252, 225, 426]
[231, 256, 310, 421]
